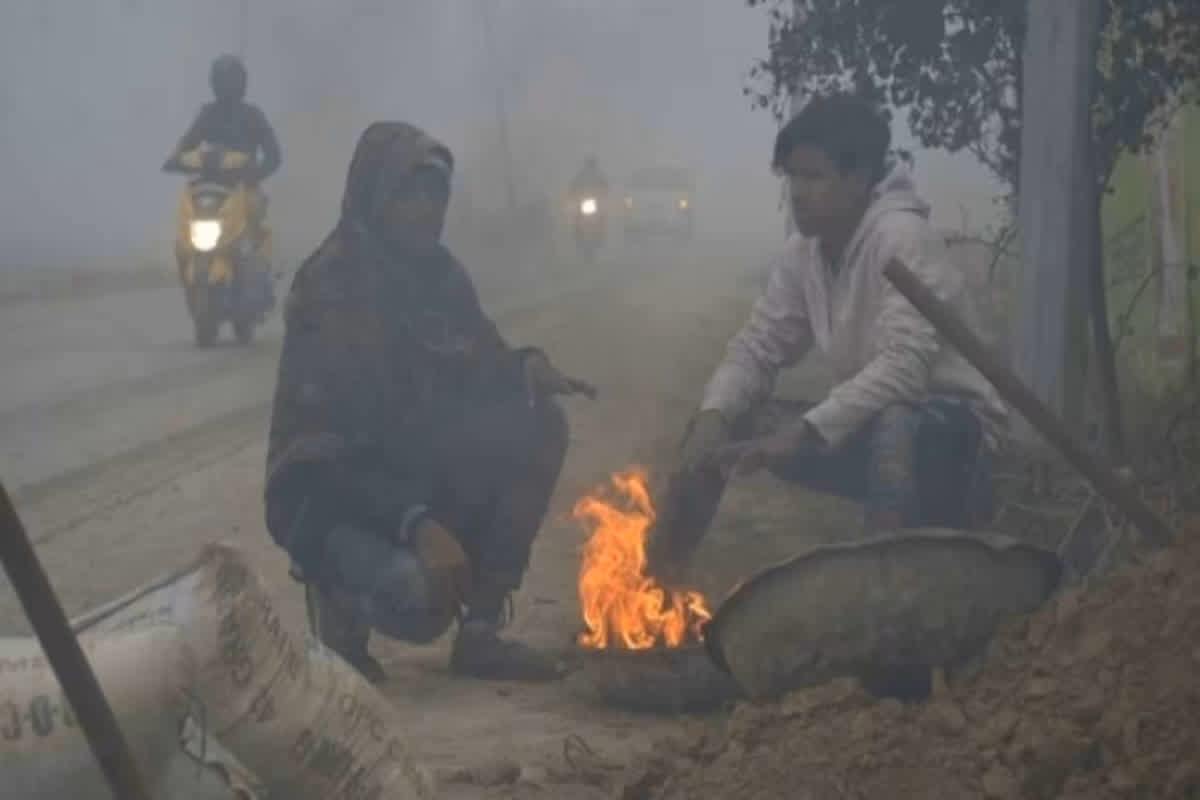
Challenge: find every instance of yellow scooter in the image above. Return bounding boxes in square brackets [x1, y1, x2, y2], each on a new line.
[173, 145, 274, 347]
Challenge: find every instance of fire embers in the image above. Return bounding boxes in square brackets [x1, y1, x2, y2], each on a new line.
[573, 469, 711, 651]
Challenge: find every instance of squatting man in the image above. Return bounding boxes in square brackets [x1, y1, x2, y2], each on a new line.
[647, 93, 1007, 579]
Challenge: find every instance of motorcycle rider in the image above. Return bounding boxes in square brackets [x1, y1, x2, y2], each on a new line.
[265, 121, 596, 684]
[163, 54, 281, 309]
[647, 93, 1007, 580]
[570, 155, 609, 212]
[163, 54, 281, 187]
[569, 155, 609, 255]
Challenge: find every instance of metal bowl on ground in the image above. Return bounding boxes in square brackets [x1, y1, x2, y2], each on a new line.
[566, 639, 740, 714]
[704, 528, 1063, 701]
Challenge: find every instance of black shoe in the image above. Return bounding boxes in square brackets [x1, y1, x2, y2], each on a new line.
[450, 619, 564, 682]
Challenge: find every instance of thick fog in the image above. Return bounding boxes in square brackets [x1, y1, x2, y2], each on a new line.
[0, 0, 1000, 275]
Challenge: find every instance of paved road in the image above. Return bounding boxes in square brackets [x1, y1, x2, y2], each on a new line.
[0, 237, 768, 799]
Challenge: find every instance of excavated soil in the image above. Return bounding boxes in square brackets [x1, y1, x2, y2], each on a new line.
[621, 524, 1200, 800]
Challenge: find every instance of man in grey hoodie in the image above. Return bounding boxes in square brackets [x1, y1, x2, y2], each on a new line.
[648, 94, 1008, 577]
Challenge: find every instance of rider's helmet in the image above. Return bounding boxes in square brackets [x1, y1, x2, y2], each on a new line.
[210, 55, 248, 103]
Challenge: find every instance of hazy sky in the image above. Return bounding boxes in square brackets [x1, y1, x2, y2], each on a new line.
[0, 0, 1003, 271]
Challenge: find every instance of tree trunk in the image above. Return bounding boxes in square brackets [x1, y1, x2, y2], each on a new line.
[1011, 0, 1103, 447]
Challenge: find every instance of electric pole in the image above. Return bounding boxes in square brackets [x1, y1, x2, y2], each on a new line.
[477, 0, 519, 213]
[236, 0, 249, 58]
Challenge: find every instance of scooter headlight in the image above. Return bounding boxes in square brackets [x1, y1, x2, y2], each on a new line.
[189, 220, 222, 252]
[580, 197, 598, 216]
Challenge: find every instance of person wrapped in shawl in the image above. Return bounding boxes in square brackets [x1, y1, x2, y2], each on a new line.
[264, 122, 594, 683]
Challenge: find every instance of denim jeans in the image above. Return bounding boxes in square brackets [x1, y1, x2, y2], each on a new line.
[656, 395, 995, 567]
[759, 396, 994, 530]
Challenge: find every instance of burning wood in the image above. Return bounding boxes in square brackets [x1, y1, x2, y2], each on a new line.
[573, 469, 711, 650]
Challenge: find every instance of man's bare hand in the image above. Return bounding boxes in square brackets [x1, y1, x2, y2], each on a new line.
[678, 410, 732, 472]
[411, 517, 472, 615]
[645, 410, 732, 581]
[709, 421, 819, 477]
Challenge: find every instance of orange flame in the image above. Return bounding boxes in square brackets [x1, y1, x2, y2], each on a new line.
[573, 468, 711, 650]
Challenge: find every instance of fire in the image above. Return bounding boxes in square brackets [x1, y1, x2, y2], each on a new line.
[573, 468, 711, 650]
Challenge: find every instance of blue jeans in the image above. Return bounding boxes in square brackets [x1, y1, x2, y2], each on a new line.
[757, 397, 994, 529]
[657, 396, 994, 567]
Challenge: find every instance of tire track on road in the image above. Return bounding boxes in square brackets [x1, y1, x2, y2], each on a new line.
[10, 273, 626, 543]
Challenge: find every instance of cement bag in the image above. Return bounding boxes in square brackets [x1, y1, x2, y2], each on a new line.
[75, 543, 437, 800]
[705, 529, 1062, 700]
[0, 627, 188, 799]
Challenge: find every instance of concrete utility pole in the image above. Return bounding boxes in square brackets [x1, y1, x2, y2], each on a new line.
[477, 0, 519, 214]
[1011, 0, 1104, 445]
[236, 0, 249, 58]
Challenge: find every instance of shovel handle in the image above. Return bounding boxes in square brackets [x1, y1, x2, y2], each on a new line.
[0, 481, 155, 800]
[883, 260, 1174, 548]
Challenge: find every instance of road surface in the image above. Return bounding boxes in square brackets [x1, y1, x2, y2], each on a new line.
[0, 238, 781, 798]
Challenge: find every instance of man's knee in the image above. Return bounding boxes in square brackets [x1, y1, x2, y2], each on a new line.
[867, 405, 921, 478]
[870, 404, 922, 443]
[321, 523, 458, 644]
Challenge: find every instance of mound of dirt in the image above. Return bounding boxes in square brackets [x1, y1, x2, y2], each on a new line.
[622, 527, 1200, 800]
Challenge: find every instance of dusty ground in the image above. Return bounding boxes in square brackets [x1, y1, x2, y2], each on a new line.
[625, 524, 1200, 800]
[2, 237, 821, 798]
[11, 233, 1161, 800]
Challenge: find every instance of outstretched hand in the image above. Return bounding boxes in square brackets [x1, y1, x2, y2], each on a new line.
[707, 421, 820, 478]
[523, 351, 597, 407]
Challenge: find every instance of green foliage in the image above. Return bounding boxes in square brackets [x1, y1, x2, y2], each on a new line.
[746, 0, 1200, 189]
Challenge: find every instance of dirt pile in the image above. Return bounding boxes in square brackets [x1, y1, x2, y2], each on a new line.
[623, 527, 1200, 800]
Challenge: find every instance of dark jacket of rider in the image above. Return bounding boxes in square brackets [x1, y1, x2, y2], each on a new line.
[162, 54, 281, 183]
[570, 158, 609, 199]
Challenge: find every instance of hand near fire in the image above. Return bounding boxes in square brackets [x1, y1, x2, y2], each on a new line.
[523, 350, 597, 407]
[707, 420, 822, 477]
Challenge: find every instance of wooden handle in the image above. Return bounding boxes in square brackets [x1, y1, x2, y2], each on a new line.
[0, 482, 155, 800]
[883, 259, 1174, 548]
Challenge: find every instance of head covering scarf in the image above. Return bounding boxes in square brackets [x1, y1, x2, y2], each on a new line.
[338, 121, 454, 240]
[265, 122, 522, 509]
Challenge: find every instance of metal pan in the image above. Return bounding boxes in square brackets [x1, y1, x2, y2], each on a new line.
[704, 528, 1062, 700]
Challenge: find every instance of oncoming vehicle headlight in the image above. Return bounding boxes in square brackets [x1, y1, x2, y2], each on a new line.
[189, 220, 222, 252]
[580, 197, 598, 216]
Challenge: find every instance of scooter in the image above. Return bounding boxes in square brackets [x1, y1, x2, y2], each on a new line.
[573, 194, 606, 263]
[173, 145, 275, 347]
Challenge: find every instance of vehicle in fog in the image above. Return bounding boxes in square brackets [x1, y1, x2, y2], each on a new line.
[621, 165, 695, 244]
[572, 191, 607, 262]
[172, 145, 275, 347]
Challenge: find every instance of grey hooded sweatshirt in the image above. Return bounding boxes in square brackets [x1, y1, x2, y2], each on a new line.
[701, 165, 1008, 449]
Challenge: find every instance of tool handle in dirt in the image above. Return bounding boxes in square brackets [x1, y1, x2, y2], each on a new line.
[0, 480, 156, 800]
[882, 259, 1175, 549]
